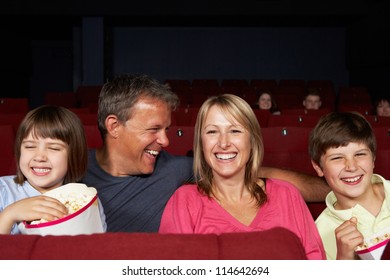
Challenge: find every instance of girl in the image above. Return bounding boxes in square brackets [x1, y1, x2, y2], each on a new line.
[0, 105, 106, 234]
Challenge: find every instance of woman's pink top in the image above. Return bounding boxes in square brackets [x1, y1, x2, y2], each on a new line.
[159, 178, 325, 260]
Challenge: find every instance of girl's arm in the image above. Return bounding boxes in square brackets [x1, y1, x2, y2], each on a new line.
[0, 196, 67, 234]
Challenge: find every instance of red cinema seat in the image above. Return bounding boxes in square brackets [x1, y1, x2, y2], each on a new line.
[171, 107, 199, 126]
[261, 126, 315, 175]
[165, 126, 194, 156]
[273, 92, 305, 110]
[0, 113, 25, 134]
[365, 115, 390, 128]
[373, 127, 390, 151]
[240, 86, 257, 107]
[83, 125, 102, 149]
[268, 114, 321, 128]
[0, 98, 29, 114]
[281, 108, 332, 116]
[0, 125, 17, 176]
[374, 150, 390, 179]
[75, 113, 98, 125]
[252, 108, 271, 128]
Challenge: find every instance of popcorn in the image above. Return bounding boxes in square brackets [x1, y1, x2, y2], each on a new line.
[19, 183, 104, 235]
[62, 192, 93, 214]
[356, 227, 390, 260]
[357, 233, 390, 251]
[31, 191, 95, 224]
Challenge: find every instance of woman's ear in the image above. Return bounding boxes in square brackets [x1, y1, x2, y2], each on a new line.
[311, 159, 324, 177]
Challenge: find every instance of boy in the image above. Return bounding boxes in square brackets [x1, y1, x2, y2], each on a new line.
[309, 111, 390, 260]
[303, 88, 322, 112]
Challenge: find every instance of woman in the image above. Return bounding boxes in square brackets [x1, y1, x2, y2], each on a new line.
[159, 94, 325, 260]
[374, 96, 390, 117]
[256, 90, 280, 115]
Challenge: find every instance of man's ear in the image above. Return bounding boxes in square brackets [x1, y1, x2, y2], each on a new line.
[311, 159, 324, 177]
[105, 115, 120, 139]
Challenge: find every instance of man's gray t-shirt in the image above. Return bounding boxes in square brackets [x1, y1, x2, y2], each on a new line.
[82, 150, 194, 232]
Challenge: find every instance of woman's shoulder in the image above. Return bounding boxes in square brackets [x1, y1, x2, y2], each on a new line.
[170, 184, 206, 206]
[175, 184, 199, 195]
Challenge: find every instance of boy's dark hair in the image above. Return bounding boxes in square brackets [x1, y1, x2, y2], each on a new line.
[305, 87, 322, 98]
[309, 111, 376, 165]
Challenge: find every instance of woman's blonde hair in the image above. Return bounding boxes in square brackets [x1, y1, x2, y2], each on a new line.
[193, 94, 267, 206]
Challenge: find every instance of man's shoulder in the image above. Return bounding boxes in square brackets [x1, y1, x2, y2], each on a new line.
[157, 151, 193, 167]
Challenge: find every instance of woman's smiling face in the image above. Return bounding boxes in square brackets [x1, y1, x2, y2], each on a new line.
[201, 105, 251, 180]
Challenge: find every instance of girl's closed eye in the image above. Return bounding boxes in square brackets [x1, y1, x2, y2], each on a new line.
[24, 146, 35, 150]
[22, 142, 36, 149]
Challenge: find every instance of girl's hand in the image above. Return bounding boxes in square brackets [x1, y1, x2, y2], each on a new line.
[335, 217, 364, 260]
[0, 196, 67, 234]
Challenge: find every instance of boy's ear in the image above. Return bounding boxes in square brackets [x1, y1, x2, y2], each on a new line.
[105, 114, 120, 139]
[311, 160, 324, 177]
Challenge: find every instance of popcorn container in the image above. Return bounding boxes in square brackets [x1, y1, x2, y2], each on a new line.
[19, 183, 104, 236]
[355, 227, 390, 260]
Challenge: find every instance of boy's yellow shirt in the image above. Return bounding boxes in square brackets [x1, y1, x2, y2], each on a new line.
[315, 174, 390, 260]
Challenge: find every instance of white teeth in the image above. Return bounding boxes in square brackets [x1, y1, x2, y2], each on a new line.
[342, 176, 362, 183]
[216, 153, 236, 160]
[146, 150, 159, 156]
[33, 168, 50, 173]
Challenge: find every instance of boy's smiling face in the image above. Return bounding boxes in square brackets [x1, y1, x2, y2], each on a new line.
[311, 142, 375, 207]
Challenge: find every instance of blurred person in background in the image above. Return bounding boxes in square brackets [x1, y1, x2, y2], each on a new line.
[255, 90, 281, 115]
[303, 88, 322, 113]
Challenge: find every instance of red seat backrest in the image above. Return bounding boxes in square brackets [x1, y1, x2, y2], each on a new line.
[0, 125, 17, 176]
[268, 114, 321, 128]
[262, 126, 315, 175]
[165, 126, 195, 156]
[83, 125, 102, 149]
[0, 98, 29, 114]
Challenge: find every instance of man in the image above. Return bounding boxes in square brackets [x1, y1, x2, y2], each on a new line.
[82, 74, 330, 232]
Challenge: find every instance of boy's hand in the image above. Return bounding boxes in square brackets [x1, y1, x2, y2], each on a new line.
[335, 217, 364, 260]
[0, 196, 67, 234]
